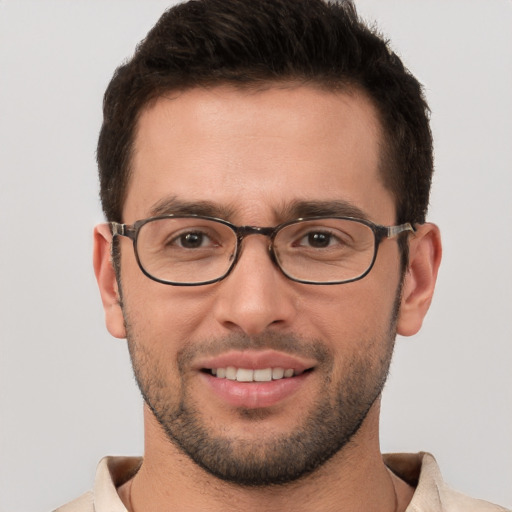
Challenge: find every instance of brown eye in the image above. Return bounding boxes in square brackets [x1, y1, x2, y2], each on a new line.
[178, 232, 206, 248]
[306, 232, 332, 248]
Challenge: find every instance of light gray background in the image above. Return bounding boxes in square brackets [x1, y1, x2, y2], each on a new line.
[1, 1, 511, 511]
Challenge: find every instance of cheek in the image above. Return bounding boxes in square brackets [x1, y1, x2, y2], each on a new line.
[121, 269, 218, 353]
[313, 288, 398, 382]
[302, 277, 398, 343]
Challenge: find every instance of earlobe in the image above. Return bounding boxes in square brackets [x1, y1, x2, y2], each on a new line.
[397, 223, 442, 337]
[93, 224, 127, 339]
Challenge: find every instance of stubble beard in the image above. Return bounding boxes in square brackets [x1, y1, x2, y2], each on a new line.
[123, 295, 399, 487]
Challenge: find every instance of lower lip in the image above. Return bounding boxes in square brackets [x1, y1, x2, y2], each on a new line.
[201, 371, 310, 409]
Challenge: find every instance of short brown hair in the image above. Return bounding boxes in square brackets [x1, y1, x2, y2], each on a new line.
[98, 0, 433, 228]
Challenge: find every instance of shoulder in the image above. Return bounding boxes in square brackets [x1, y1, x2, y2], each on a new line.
[419, 453, 510, 512]
[385, 452, 510, 512]
[53, 456, 141, 512]
[53, 491, 94, 512]
[439, 487, 510, 512]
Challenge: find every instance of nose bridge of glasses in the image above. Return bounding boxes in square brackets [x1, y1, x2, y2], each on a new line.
[236, 225, 276, 240]
[233, 225, 278, 265]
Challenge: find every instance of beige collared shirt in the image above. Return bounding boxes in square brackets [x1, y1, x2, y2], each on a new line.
[54, 452, 510, 511]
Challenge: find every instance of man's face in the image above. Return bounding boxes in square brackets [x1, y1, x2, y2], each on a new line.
[111, 85, 406, 484]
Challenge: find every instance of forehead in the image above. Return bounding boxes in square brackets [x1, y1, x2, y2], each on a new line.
[126, 85, 394, 224]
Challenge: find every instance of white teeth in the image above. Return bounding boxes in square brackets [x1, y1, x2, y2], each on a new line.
[272, 367, 284, 379]
[253, 368, 272, 382]
[226, 366, 237, 380]
[236, 368, 254, 382]
[210, 367, 298, 381]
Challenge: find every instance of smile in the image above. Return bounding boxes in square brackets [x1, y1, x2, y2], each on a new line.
[207, 367, 305, 382]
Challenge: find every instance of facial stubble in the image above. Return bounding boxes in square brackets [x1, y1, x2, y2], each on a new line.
[123, 288, 400, 487]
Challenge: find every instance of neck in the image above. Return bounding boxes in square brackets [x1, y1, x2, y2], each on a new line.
[119, 403, 413, 512]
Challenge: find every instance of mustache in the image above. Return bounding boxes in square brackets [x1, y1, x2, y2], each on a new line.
[177, 331, 331, 369]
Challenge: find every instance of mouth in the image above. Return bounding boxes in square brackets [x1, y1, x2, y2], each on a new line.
[203, 367, 310, 382]
[196, 350, 317, 408]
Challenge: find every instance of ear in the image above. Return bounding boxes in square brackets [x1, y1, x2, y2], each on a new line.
[397, 223, 442, 337]
[93, 224, 127, 339]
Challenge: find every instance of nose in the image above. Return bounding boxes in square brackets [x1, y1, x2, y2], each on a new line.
[212, 236, 298, 336]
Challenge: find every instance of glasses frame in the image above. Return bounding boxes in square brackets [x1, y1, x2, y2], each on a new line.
[110, 215, 415, 286]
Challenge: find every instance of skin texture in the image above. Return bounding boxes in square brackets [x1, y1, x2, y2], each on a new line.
[94, 85, 441, 511]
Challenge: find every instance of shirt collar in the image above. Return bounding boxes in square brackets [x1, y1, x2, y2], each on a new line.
[93, 452, 445, 511]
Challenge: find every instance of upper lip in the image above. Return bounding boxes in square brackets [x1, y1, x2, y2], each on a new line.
[194, 349, 317, 372]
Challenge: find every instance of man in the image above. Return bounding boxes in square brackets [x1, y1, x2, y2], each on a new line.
[55, 0, 507, 511]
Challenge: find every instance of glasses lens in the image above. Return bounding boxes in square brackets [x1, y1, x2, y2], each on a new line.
[273, 218, 375, 283]
[136, 218, 237, 284]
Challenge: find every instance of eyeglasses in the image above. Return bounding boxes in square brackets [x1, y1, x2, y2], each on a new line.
[110, 215, 414, 286]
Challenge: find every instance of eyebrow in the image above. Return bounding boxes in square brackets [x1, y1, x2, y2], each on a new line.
[280, 200, 369, 221]
[148, 196, 369, 224]
[149, 196, 236, 219]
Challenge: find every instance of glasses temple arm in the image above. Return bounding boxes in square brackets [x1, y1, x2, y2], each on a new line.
[387, 223, 415, 238]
